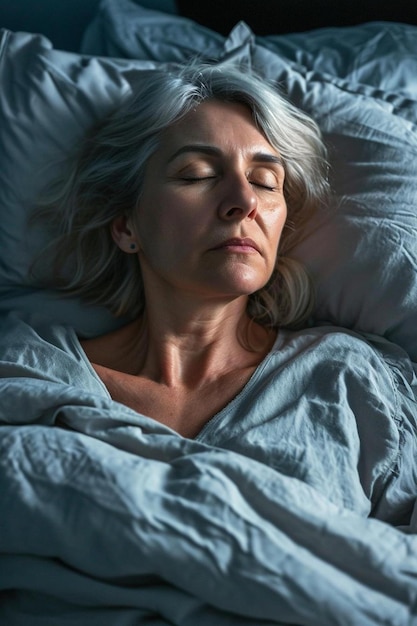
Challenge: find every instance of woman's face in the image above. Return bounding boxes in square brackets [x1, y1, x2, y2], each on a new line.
[127, 100, 287, 303]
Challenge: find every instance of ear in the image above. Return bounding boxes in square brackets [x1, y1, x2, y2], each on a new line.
[111, 216, 140, 253]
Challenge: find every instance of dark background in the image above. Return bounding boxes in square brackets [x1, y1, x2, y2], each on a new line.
[0, 0, 416, 51]
[177, 0, 417, 35]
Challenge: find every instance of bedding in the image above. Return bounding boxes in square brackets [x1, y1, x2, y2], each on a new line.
[1, 312, 417, 625]
[1, 1, 417, 624]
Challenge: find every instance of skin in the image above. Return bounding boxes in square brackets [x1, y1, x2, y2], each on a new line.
[82, 100, 288, 437]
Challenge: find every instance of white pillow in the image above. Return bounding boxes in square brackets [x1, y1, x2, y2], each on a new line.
[0, 29, 160, 336]
[261, 21, 417, 99]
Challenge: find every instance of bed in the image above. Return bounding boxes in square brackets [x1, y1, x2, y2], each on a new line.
[0, 1, 417, 624]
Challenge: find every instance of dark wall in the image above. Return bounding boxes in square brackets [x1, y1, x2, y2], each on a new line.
[0, 0, 100, 50]
[177, 0, 417, 34]
[1, 0, 416, 52]
[0, 0, 175, 51]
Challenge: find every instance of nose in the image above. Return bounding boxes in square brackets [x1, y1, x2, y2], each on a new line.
[217, 174, 258, 221]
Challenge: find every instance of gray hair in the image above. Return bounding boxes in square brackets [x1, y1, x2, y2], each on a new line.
[38, 61, 330, 328]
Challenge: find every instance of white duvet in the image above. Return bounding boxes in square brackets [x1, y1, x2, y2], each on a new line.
[0, 315, 416, 625]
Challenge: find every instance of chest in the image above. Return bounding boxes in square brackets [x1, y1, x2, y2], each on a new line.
[93, 363, 256, 438]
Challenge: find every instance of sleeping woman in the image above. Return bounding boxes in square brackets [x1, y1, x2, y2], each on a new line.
[8, 62, 417, 527]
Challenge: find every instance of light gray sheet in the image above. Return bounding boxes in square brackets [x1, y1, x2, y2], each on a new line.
[0, 313, 417, 625]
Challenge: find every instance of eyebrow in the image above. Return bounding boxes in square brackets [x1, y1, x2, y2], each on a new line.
[167, 144, 284, 166]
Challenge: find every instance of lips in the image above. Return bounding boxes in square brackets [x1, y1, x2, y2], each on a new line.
[212, 237, 260, 253]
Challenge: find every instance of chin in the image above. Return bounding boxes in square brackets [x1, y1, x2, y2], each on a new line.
[193, 264, 272, 300]
[223, 267, 270, 295]
[209, 277, 268, 299]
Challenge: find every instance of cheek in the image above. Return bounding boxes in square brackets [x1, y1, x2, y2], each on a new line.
[135, 197, 202, 265]
[134, 193, 170, 244]
[265, 204, 287, 242]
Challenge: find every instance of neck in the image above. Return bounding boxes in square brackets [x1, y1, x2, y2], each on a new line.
[133, 291, 274, 388]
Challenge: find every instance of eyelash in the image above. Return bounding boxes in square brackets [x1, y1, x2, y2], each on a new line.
[181, 176, 215, 183]
[180, 176, 277, 192]
[254, 183, 278, 192]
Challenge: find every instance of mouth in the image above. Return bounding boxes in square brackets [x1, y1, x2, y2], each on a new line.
[211, 238, 261, 254]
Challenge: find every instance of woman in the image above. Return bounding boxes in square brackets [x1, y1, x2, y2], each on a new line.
[34, 61, 416, 520]
[38, 61, 328, 437]
[1, 60, 417, 625]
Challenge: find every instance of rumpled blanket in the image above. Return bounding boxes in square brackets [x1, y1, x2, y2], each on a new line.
[1, 314, 417, 625]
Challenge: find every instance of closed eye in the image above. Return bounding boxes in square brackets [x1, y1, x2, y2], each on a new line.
[180, 176, 216, 183]
[256, 183, 277, 190]
[251, 181, 278, 192]
[249, 167, 281, 192]
[179, 177, 279, 192]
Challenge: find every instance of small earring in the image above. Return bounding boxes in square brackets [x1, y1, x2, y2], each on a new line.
[129, 243, 137, 251]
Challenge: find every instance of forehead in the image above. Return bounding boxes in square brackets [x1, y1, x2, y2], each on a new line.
[158, 100, 278, 157]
